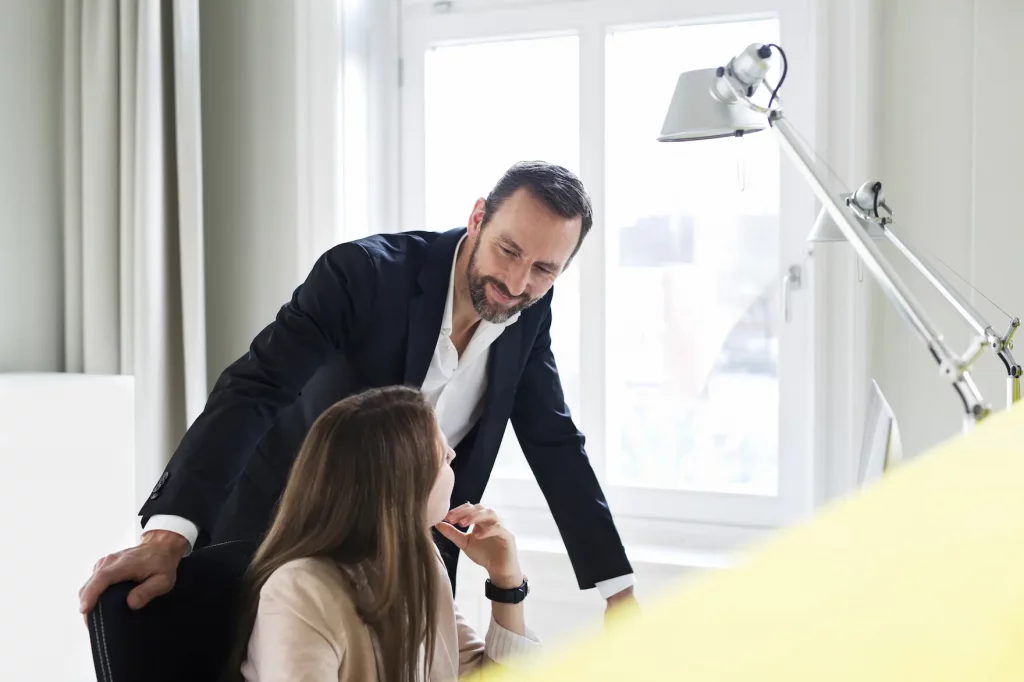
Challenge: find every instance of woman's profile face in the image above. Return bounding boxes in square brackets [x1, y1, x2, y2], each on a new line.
[425, 422, 456, 527]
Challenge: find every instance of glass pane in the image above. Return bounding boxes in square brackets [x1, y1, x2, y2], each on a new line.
[605, 19, 781, 495]
[423, 35, 581, 480]
[424, 36, 580, 230]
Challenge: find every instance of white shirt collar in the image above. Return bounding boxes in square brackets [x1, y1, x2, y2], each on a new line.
[441, 234, 521, 337]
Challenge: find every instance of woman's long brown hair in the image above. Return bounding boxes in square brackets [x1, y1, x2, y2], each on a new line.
[226, 386, 442, 682]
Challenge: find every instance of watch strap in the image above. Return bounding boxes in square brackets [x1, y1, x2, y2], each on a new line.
[484, 576, 529, 604]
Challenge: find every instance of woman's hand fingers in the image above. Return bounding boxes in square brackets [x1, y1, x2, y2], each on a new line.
[442, 504, 513, 547]
[448, 508, 498, 529]
[445, 503, 486, 527]
[440, 506, 519, 577]
[434, 522, 469, 550]
[472, 522, 506, 540]
[446, 502, 475, 518]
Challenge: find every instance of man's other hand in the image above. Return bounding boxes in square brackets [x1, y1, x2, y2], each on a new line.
[605, 586, 641, 624]
[79, 530, 189, 615]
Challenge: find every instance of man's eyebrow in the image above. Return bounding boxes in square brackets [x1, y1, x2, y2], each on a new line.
[498, 235, 561, 271]
[497, 236, 523, 255]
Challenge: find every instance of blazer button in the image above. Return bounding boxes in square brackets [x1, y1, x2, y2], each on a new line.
[150, 471, 170, 499]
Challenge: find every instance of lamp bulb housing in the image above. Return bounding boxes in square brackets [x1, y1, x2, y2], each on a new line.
[710, 43, 774, 105]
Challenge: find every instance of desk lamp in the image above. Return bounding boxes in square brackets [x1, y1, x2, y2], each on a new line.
[658, 44, 1020, 428]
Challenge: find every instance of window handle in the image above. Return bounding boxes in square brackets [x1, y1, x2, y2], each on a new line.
[782, 264, 802, 323]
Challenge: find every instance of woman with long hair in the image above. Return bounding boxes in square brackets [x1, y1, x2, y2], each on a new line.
[227, 385, 539, 681]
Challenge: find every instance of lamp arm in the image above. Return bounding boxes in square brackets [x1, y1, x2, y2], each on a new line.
[835, 178, 1021, 408]
[766, 109, 990, 426]
[844, 181, 1009, 345]
[882, 223, 1023, 402]
[881, 223, 990, 338]
[996, 319, 1022, 407]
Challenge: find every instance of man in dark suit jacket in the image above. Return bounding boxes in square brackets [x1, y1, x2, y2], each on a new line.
[80, 161, 636, 617]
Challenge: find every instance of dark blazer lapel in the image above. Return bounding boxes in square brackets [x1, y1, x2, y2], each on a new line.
[404, 228, 467, 387]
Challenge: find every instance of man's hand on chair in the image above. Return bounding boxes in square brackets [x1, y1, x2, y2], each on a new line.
[79, 530, 189, 617]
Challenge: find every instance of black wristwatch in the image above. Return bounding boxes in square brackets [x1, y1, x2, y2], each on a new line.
[484, 576, 529, 604]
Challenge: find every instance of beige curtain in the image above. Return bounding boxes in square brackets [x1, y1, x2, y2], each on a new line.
[62, 0, 207, 510]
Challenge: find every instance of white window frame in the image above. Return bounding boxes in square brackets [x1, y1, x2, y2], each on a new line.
[401, 0, 819, 546]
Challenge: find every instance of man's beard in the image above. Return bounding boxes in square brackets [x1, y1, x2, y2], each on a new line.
[467, 240, 537, 324]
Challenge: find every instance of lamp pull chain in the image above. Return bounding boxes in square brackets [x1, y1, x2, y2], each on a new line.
[736, 137, 746, 192]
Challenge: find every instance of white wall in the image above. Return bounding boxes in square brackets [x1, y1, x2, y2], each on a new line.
[0, 374, 136, 682]
[872, 0, 1024, 457]
[0, 0, 63, 372]
[199, 0, 303, 387]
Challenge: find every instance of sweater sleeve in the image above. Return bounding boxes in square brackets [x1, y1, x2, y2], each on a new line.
[456, 603, 542, 676]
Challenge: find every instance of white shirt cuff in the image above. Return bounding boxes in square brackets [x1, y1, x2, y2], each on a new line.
[595, 574, 636, 599]
[144, 515, 199, 557]
[484, 616, 542, 667]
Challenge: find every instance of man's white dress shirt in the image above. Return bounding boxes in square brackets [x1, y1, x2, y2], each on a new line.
[147, 235, 634, 598]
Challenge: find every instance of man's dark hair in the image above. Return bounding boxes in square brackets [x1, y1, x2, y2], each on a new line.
[481, 161, 594, 261]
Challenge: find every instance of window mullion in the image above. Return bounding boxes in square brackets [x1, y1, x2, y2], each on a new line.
[578, 20, 607, 483]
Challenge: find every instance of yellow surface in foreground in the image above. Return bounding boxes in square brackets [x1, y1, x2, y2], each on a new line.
[483, 404, 1024, 681]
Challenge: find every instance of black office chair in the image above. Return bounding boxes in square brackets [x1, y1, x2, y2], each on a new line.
[87, 540, 258, 682]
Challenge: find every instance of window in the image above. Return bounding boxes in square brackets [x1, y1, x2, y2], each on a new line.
[604, 20, 781, 495]
[423, 36, 580, 230]
[418, 33, 583, 480]
[402, 0, 816, 540]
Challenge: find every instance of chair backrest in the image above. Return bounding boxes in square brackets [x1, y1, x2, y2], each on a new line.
[88, 540, 258, 682]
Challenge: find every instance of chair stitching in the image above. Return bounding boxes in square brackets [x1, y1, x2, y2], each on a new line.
[90, 609, 110, 682]
[97, 599, 114, 682]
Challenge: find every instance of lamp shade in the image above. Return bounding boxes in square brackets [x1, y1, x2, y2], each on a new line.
[658, 68, 767, 142]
